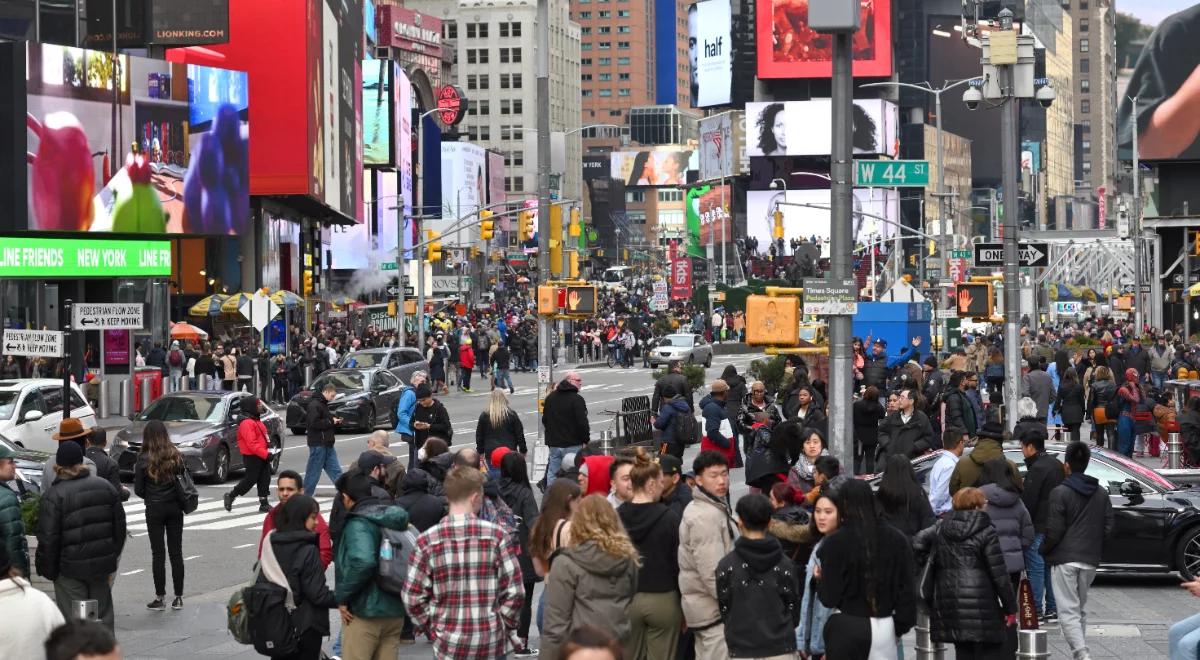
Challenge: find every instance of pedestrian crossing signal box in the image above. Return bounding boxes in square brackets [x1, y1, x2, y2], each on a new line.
[538, 284, 598, 317]
[955, 282, 994, 318]
[745, 295, 800, 347]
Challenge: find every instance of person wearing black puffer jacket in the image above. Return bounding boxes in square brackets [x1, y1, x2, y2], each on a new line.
[134, 420, 188, 612]
[617, 449, 682, 660]
[393, 468, 447, 532]
[35, 441, 126, 630]
[913, 486, 1017, 659]
[261, 494, 338, 660]
[498, 452, 541, 655]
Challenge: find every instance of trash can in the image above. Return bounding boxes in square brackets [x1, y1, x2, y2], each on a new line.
[132, 368, 164, 413]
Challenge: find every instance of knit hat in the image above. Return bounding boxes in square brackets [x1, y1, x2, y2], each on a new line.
[56, 441, 84, 468]
[415, 383, 433, 399]
[976, 420, 1006, 441]
[490, 446, 513, 468]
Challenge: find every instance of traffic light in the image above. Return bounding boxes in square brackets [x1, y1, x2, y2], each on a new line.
[519, 210, 534, 241]
[955, 282, 994, 318]
[427, 231, 442, 262]
[1193, 229, 1200, 256]
[569, 207, 581, 237]
[480, 210, 495, 240]
[470, 246, 480, 259]
[550, 205, 563, 276]
[569, 251, 579, 278]
[772, 208, 785, 240]
[302, 270, 313, 297]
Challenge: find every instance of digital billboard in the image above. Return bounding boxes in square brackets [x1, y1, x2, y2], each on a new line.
[757, 0, 892, 79]
[611, 150, 696, 187]
[147, 0, 230, 46]
[745, 188, 898, 257]
[22, 42, 249, 234]
[745, 99, 898, 158]
[698, 112, 738, 180]
[440, 142, 487, 228]
[362, 59, 391, 165]
[688, 0, 733, 107]
[396, 65, 413, 239]
[487, 150, 506, 209]
[1117, 4, 1200, 160]
[686, 184, 734, 258]
[309, 0, 363, 220]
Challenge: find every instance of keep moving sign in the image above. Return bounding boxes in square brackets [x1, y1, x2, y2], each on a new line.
[72, 303, 145, 330]
[3, 330, 64, 358]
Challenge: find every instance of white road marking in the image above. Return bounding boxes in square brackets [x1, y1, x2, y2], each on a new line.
[233, 543, 255, 549]
[183, 555, 201, 561]
[120, 569, 144, 576]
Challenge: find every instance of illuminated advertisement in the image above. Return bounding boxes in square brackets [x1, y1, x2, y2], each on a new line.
[698, 112, 742, 180]
[610, 150, 696, 187]
[20, 42, 249, 234]
[686, 184, 733, 258]
[487, 150, 506, 212]
[756, 0, 893, 79]
[688, 0, 733, 107]
[309, 0, 362, 220]
[745, 188, 898, 256]
[440, 142, 487, 231]
[1118, 4, 1200, 160]
[148, 0, 231, 46]
[362, 59, 391, 165]
[745, 98, 898, 157]
[396, 65, 413, 247]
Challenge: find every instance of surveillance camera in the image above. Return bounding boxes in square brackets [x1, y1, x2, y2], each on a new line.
[963, 87, 982, 111]
[1036, 85, 1056, 109]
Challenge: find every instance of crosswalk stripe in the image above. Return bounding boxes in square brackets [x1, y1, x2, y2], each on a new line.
[127, 497, 331, 532]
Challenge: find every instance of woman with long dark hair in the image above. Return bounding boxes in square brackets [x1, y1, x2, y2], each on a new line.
[529, 478, 583, 633]
[797, 492, 839, 660]
[852, 386, 886, 474]
[223, 396, 272, 513]
[1054, 368, 1086, 443]
[756, 103, 787, 156]
[874, 454, 935, 540]
[499, 452, 541, 656]
[262, 494, 337, 660]
[817, 479, 916, 659]
[134, 419, 187, 611]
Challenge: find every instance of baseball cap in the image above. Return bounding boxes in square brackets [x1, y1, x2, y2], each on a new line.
[0, 445, 14, 460]
[358, 451, 396, 474]
[658, 454, 683, 476]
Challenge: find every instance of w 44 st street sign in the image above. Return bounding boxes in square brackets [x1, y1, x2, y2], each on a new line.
[855, 160, 930, 187]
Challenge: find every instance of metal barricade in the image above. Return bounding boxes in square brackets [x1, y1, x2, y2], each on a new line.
[304, 366, 314, 388]
[600, 396, 655, 454]
[1016, 629, 1048, 659]
[73, 599, 99, 621]
[97, 380, 109, 419]
[140, 379, 153, 411]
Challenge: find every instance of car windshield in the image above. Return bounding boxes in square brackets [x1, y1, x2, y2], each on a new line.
[0, 433, 18, 453]
[340, 352, 383, 368]
[659, 336, 692, 347]
[603, 270, 626, 283]
[313, 372, 364, 392]
[0, 391, 17, 420]
[1102, 451, 1178, 491]
[138, 395, 225, 422]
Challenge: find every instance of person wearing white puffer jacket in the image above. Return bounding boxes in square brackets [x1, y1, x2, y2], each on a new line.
[0, 545, 65, 660]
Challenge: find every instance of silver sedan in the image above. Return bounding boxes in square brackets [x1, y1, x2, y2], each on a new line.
[648, 334, 713, 368]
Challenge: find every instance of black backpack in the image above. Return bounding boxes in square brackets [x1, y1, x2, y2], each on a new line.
[675, 411, 700, 446]
[376, 524, 419, 597]
[244, 579, 298, 657]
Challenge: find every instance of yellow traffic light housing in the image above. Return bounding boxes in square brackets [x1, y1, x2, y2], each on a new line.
[302, 270, 313, 297]
[427, 231, 442, 262]
[569, 208, 581, 237]
[480, 210, 495, 240]
[955, 282, 994, 318]
[772, 208, 785, 240]
[550, 205, 563, 276]
[1193, 229, 1200, 256]
[519, 210, 534, 241]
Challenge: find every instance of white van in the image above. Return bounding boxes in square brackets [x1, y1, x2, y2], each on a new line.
[597, 266, 633, 292]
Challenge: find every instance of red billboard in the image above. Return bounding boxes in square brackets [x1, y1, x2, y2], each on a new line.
[756, 0, 893, 79]
[671, 257, 692, 300]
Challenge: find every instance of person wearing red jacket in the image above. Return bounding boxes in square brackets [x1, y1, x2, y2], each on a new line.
[258, 469, 333, 567]
[459, 337, 476, 393]
[223, 397, 272, 513]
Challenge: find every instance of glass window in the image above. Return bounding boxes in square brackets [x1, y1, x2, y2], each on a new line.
[41, 386, 63, 415]
[618, 26, 631, 33]
[511, 23, 522, 36]
[618, 88, 630, 96]
[17, 389, 45, 422]
[1081, 100, 1090, 114]
[373, 371, 399, 389]
[598, 57, 611, 65]
[599, 10, 611, 17]
[599, 89, 612, 97]
[443, 22, 458, 39]
[1080, 57, 1089, 74]
[512, 74, 523, 88]
[598, 26, 611, 33]
[599, 41, 611, 49]
[619, 72, 630, 80]
[618, 57, 631, 65]
[598, 72, 611, 81]
[1081, 79, 1090, 92]
[1079, 18, 1088, 32]
[618, 41, 630, 49]
[618, 10, 630, 16]
[1079, 38, 1089, 53]
[138, 394, 226, 422]
[0, 391, 17, 420]
[582, 58, 592, 66]
[312, 372, 365, 392]
[1082, 139, 1091, 153]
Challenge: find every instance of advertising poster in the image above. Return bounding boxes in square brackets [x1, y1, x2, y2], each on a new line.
[487, 150, 507, 221]
[698, 112, 737, 180]
[745, 188, 898, 257]
[309, 0, 362, 220]
[330, 170, 372, 269]
[756, 0, 893, 79]
[1118, 4, 1200, 160]
[611, 150, 695, 187]
[688, 0, 733, 107]
[395, 65, 413, 252]
[362, 59, 391, 165]
[439, 142, 487, 229]
[693, 185, 734, 247]
[23, 42, 249, 235]
[745, 98, 898, 157]
[148, 0, 231, 45]
[671, 257, 692, 300]
[104, 330, 129, 366]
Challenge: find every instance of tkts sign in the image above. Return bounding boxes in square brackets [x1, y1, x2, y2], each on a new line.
[671, 258, 692, 300]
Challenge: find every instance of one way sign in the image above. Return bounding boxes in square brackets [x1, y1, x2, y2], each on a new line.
[973, 242, 1050, 268]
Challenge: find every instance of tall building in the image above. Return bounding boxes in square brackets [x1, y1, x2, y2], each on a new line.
[426, 0, 582, 200]
[1064, 0, 1115, 201]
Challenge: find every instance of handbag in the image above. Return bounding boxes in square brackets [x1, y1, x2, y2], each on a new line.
[918, 525, 940, 606]
[1092, 407, 1109, 426]
[175, 465, 199, 514]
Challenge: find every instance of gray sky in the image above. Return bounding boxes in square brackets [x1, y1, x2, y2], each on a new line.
[1120, 0, 1196, 27]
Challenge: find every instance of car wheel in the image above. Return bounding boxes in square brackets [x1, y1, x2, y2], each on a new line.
[290, 427, 304, 436]
[1178, 527, 1200, 580]
[211, 446, 230, 484]
[269, 437, 282, 474]
[704, 353, 712, 368]
[362, 405, 375, 432]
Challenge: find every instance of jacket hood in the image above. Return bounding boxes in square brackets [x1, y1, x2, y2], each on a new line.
[562, 540, 634, 578]
[939, 509, 992, 542]
[555, 380, 580, 394]
[581, 455, 615, 496]
[1063, 472, 1101, 498]
[270, 529, 319, 550]
[402, 468, 433, 493]
[773, 503, 810, 526]
[980, 483, 1021, 508]
[349, 500, 411, 530]
[483, 477, 501, 500]
[969, 439, 1005, 466]
[498, 477, 530, 503]
[666, 398, 690, 413]
[618, 501, 672, 543]
[733, 536, 784, 572]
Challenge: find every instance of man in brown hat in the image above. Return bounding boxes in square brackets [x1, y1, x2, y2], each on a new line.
[40, 418, 97, 494]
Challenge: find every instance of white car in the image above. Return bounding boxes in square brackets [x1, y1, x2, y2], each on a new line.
[0, 379, 97, 453]
[649, 334, 713, 368]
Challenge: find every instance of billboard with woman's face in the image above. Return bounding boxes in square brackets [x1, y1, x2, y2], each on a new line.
[1118, 4, 1200, 161]
[745, 98, 898, 158]
[610, 150, 696, 186]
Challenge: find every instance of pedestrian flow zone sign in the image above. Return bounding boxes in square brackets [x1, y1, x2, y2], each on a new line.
[71, 303, 144, 329]
[972, 242, 1050, 268]
[2, 329, 64, 357]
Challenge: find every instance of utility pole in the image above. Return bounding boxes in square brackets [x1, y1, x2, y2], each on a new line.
[534, 0, 553, 480]
[1131, 96, 1143, 334]
[812, 0, 856, 472]
[396, 208, 406, 347]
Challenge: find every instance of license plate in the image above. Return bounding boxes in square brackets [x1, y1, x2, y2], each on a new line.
[661, 352, 671, 357]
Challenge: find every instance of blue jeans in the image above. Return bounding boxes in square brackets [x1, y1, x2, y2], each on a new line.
[1024, 533, 1056, 615]
[303, 445, 343, 495]
[1152, 371, 1167, 391]
[1118, 414, 1136, 457]
[546, 444, 584, 487]
[1170, 611, 1200, 660]
[494, 368, 513, 391]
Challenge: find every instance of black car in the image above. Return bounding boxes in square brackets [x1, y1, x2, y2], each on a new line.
[111, 391, 286, 483]
[0, 431, 48, 497]
[338, 348, 428, 386]
[867, 444, 1200, 579]
[285, 368, 405, 435]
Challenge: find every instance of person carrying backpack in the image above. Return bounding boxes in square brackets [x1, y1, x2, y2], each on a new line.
[167, 341, 185, 391]
[655, 384, 694, 460]
[333, 473, 412, 660]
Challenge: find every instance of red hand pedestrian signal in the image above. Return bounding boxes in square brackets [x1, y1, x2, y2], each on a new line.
[955, 283, 993, 318]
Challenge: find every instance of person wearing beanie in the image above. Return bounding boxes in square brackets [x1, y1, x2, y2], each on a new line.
[413, 382, 453, 450]
[36, 440, 126, 630]
[655, 382, 694, 460]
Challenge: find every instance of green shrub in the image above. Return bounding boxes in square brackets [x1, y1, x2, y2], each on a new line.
[747, 355, 788, 395]
[21, 493, 39, 533]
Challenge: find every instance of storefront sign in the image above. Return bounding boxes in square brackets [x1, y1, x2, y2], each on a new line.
[0, 238, 172, 278]
[378, 5, 442, 58]
[437, 85, 468, 126]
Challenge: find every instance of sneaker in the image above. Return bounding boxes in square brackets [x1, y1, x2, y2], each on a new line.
[398, 636, 416, 646]
[146, 598, 166, 611]
[171, 596, 183, 610]
[223, 491, 234, 512]
[1042, 610, 1059, 624]
[513, 646, 538, 657]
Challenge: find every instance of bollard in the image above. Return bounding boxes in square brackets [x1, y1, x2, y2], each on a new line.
[73, 599, 99, 621]
[914, 607, 948, 659]
[199, 373, 210, 390]
[119, 379, 131, 418]
[1169, 432, 1183, 469]
[97, 380, 109, 419]
[1016, 628, 1049, 659]
[141, 378, 153, 412]
[304, 366, 313, 388]
[177, 373, 188, 393]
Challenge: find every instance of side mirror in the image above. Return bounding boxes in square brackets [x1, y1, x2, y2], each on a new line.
[21, 409, 43, 424]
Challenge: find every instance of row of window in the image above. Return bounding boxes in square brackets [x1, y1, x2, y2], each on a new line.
[466, 73, 526, 90]
[582, 72, 632, 81]
[444, 21, 524, 39]
[580, 26, 633, 34]
[577, 10, 632, 18]
[582, 88, 632, 97]
[465, 48, 524, 64]
[465, 99, 526, 116]
[581, 41, 632, 50]
[462, 125, 529, 142]
[581, 57, 633, 66]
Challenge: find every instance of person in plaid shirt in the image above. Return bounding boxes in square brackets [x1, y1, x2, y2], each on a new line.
[403, 465, 526, 658]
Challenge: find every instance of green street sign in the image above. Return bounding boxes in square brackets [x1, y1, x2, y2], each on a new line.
[379, 262, 399, 271]
[951, 250, 972, 259]
[855, 160, 931, 187]
[0, 237, 171, 278]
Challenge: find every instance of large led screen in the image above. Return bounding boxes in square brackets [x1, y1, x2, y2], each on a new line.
[745, 188, 898, 257]
[24, 42, 249, 234]
[362, 59, 391, 166]
[688, 0, 733, 107]
[745, 98, 898, 158]
[1117, 4, 1200, 160]
[756, 0, 893, 79]
[611, 150, 696, 187]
